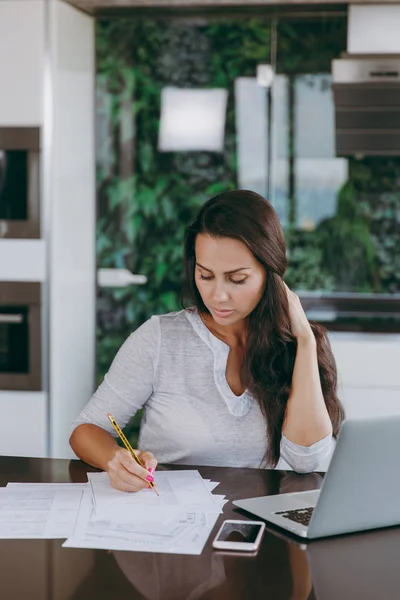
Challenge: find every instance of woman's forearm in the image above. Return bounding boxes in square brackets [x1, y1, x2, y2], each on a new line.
[69, 424, 120, 470]
[282, 334, 332, 446]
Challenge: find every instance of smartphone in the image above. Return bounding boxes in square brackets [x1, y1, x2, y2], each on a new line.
[212, 519, 265, 552]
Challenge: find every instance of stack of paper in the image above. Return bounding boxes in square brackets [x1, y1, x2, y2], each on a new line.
[65, 471, 227, 555]
[0, 471, 227, 555]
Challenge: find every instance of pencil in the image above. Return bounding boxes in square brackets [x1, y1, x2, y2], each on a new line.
[107, 413, 159, 496]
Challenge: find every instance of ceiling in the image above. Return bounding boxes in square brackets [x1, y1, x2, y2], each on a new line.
[64, 0, 399, 17]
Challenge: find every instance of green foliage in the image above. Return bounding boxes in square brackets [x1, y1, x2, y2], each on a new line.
[369, 192, 400, 293]
[352, 158, 400, 293]
[285, 228, 335, 292]
[315, 182, 380, 293]
[277, 18, 347, 73]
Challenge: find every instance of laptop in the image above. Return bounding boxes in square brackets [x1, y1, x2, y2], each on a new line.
[233, 415, 400, 539]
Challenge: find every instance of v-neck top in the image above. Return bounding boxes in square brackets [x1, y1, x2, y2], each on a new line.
[185, 309, 253, 417]
[71, 308, 332, 471]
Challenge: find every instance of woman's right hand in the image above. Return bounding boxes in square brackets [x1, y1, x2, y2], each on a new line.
[106, 448, 157, 492]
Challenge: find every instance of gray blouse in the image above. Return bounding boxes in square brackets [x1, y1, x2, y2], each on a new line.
[71, 308, 333, 472]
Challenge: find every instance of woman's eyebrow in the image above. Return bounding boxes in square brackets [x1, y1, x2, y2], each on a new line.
[196, 262, 251, 275]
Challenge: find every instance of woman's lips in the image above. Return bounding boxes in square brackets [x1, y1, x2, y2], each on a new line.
[212, 308, 235, 318]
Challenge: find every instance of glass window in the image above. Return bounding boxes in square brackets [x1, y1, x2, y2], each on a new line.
[0, 150, 28, 220]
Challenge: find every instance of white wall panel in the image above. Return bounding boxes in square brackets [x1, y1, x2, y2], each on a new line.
[49, 1, 95, 459]
[348, 5, 400, 54]
[329, 333, 400, 389]
[0, 391, 47, 457]
[330, 331, 400, 442]
[0, 1, 44, 125]
[340, 387, 400, 419]
[0, 240, 46, 281]
[235, 77, 268, 197]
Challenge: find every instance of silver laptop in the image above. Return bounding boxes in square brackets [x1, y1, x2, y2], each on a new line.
[233, 415, 400, 539]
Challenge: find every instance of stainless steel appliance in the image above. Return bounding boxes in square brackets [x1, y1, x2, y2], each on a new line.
[331, 5, 400, 156]
[0, 283, 42, 391]
[0, 127, 40, 238]
[332, 56, 400, 156]
[299, 292, 400, 333]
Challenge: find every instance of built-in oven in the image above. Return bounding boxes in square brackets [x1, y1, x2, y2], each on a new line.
[0, 127, 40, 239]
[0, 283, 41, 391]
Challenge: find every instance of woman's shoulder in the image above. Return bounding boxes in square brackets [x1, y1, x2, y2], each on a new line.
[128, 308, 201, 355]
[133, 307, 196, 334]
[156, 306, 198, 334]
[113, 309, 199, 366]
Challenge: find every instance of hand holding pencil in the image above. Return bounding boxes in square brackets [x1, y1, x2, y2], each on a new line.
[106, 413, 159, 495]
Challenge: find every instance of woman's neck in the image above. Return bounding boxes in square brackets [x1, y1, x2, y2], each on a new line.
[200, 311, 246, 348]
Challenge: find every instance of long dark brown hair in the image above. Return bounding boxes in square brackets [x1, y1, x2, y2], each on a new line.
[182, 190, 345, 467]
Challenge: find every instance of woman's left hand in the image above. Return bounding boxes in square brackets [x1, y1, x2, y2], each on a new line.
[283, 282, 314, 341]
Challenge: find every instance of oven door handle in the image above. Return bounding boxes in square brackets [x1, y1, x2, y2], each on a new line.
[0, 313, 24, 324]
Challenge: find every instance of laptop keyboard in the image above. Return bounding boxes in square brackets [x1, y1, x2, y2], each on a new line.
[275, 507, 314, 526]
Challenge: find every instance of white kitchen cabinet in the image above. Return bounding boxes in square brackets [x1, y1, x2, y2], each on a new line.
[0, 1, 95, 460]
[0, 391, 47, 457]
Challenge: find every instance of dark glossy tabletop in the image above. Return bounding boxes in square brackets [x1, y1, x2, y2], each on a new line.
[1, 457, 400, 600]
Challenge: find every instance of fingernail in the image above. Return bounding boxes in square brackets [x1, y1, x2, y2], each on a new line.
[146, 475, 154, 482]
[148, 468, 154, 475]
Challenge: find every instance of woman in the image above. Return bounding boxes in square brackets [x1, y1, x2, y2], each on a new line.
[70, 190, 344, 492]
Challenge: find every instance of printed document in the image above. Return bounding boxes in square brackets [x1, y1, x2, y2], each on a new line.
[0, 484, 86, 538]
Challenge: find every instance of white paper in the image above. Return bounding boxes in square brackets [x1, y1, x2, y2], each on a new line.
[0, 485, 86, 538]
[212, 495, 229, 508]
[64, 471, 225, 555]
[63, 491, 220, 555]
[88, 470, 219, 520]
[7, 483, 88, 489]
[206, 481, 220, 492]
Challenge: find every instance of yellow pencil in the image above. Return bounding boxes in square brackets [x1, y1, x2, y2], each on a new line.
[107, 413, 159, 496]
